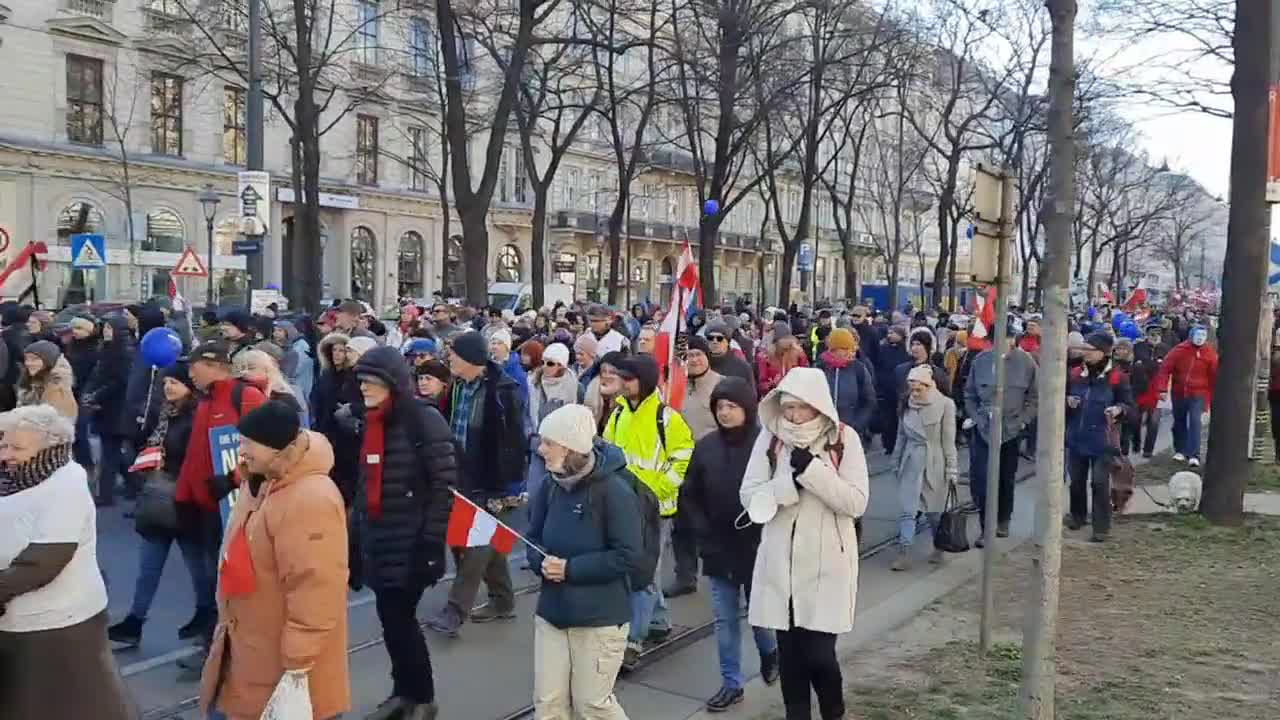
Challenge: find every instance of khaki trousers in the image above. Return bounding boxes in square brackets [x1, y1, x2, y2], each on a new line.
[533, 616, 630, 720]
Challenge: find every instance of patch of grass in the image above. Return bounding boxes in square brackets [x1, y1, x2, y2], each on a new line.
[840, 515, 1280, 720]
[1135, 446, 1280, 494]
[1247, 462, 1280, 493]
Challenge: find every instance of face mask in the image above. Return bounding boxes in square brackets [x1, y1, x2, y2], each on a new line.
[1190, 329, 1207, 347]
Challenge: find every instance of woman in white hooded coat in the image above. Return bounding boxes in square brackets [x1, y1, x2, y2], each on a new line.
[740, 367, 869, 720]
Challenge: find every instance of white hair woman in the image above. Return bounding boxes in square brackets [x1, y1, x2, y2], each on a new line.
[0, 405, 136, 720]
[235, 348, 309, 427]
[740, 368, 869, 720]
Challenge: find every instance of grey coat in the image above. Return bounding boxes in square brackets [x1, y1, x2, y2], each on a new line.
[892, 393, 958, 515]
[964, 347, 1038, 444]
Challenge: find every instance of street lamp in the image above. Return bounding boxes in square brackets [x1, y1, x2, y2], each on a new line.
[198, 184, 220, 305]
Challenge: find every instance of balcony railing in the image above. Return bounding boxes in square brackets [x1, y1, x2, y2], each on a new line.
[62, 0, 112, 19]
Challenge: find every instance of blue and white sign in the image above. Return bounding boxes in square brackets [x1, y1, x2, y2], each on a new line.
[797, 242, 816, 272]
[70, 233, 107, 269]
[1269, 241, 1280, 286]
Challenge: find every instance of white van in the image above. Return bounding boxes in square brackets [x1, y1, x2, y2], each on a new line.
[487, 282, 575, 312]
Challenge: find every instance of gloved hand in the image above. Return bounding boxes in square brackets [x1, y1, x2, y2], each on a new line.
[962, 417, 976, 430]
[208, 473, 237, 500]
[334, 403, 362, 434]
[790, 447, 814, 478]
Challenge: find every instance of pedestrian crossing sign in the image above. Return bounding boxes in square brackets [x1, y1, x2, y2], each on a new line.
[70, 233, 106, 269]
[172, 246, 208, 277]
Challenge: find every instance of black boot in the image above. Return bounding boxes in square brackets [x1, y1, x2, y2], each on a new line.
[108, 615, 144, 648]
[178, 607, 214, 640]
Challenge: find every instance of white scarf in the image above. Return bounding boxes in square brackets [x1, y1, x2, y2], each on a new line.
[776, 415, 833, 450]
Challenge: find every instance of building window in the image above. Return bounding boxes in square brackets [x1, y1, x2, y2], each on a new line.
[223, 86, 246, 165]
[66, 55, 103, 145]
[350, 227, 376, 301]
[410, 18, 433, 77]
[815, 256, 827, 299]
[148, 268, 174, 299]
[150, 73, 184, 156]
[144, 209, 184, 252]
[56, 201, 105, 246]
[356, 115, 379, 185]
[220, 0, 245, 31]
[496, 244, 522, 282]
[398, 231, 424, 298]
[409, 126, 428, 191]
[513, 150, 528, 204]
[632, 258, 652, 300]
[356, 0, 379, 64]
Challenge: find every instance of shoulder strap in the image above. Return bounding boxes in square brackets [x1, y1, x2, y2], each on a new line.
[825, 422, 847, 467]
[654, 402, 668, 456]
[766, 435, 782, 471]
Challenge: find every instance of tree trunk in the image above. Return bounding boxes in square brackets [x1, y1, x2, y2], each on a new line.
[842, 244, 859, 302]
[290, 78, 324, 313]
[887, 254, 900, 313]
[607, 199, 626, 305]
[778, 241, 798, 306]
[1202, 0, 1273, 525]
[947, 222, 959, 309]
[931, 162, 959, 307]
[531, 191, 548, 309]
[699, 217, 720, 306]
[459, 207, 491, 307]
[1018, 2, 1076, 716]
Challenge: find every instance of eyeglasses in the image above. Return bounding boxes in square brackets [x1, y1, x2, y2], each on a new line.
[544, 361, 561, 368]
[707, 334, 727, 342]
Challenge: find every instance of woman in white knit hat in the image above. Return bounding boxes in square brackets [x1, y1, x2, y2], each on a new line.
[526, 404, 642, 720]
[890, 364, 958, 571]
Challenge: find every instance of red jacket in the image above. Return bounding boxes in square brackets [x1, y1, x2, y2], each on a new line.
[755, 348, 808, 398]
[1148, 341, 1218, 408]
[176, 377, 267, 512]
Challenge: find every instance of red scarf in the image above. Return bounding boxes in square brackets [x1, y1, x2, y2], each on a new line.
[362, 401, 391, 519]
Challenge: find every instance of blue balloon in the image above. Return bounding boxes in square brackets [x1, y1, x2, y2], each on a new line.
[141, 327, 183, 368]
[1111, 311, 1129, 328]
[1087, 306, 1098, 320]
[703, 199, 720, 216]
[1120, 321, 1141, 340]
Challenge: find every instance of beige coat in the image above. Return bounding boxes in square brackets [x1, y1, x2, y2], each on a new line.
[199, 432, 350, 720]
[892, 393, 958, 514]
[741, 368, 870, 635]
[17, 355, 77, 421]
[682, 369, 723, 440]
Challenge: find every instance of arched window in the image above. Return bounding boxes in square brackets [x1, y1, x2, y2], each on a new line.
[144, 209, 184, 252]
[398, 231, 424, 299]
[496, 243, 522, 282]
[351, 226, 376, 301]
[56, 201, 104, 245]
[445, 234, 465, 297]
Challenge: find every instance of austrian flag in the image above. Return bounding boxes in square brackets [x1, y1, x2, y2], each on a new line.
[446, 492, 519, 553]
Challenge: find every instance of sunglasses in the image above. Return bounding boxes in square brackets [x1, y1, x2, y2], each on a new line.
[707, 334, 728, 342]
[544, 360, 561, 367]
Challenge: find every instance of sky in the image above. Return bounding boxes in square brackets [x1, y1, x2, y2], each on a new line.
[1127, 108, 1233, 201]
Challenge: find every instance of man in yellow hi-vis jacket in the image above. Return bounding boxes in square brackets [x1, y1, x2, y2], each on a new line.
[603, 353, 695, 670]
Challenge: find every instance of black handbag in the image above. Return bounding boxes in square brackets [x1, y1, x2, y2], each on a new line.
[934, 483, 970, 553]
[135, 470, 180, 535]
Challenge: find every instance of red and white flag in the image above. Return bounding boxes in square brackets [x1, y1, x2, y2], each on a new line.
[447, 492, 519, 553]
[128, 445, 164, 473]
[970, 285, 998, 339]
[1122, 278, 1148, 313]
[655, 241, 701, 411]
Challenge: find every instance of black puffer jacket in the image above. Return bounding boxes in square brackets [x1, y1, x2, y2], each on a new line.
[82, 315, 135, 438]
[351, 346, 457, 591]
[680, 376, 762, 585]
[312, 334, 363, 504]
[64, 335, 99, 401]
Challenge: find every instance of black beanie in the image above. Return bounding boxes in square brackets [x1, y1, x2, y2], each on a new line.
[450, 331, 489, 366]
[162, 360, 197, 392]
[238, 400, 301, 450]
[616, 353, 660, 399]
[687, 335, 711, 355]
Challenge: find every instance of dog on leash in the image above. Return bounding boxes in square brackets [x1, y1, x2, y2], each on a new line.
[1168, 471, 1203, 513]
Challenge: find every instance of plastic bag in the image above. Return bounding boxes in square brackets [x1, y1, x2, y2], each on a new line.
[259, 670, 312, 720]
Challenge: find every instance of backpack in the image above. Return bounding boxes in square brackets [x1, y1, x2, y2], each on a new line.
[608, 400, 670, 457]
[538, 466, 662, 590]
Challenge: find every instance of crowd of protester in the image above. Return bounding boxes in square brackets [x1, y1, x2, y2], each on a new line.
[0, 290, 1220, 720]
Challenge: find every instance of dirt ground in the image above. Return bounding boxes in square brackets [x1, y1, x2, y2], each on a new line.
[836, 514, 1280, 720]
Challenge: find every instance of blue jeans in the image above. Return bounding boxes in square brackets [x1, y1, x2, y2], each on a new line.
[1172, 396, 1204, 459]
[628, 518, 672, 646]
[709, 576, 776, 689]
[898, 512, 941, 547]
[129, 534, 216, 620]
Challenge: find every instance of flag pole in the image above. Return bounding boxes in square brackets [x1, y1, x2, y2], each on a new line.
[451, 489, 548, 556]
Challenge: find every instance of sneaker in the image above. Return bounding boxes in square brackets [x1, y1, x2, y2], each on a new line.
[1173, 453, 1186, 463]
[760, 651, 780, 685]
[424, 605, 463, 638]
[928, 548, 946, 565]
[469, 604, 516, 623]
[621, 645, 641, 673]
[646, 626, 672, 644]
[890, 547, 912, 571]
[1089, 532, 1108, 543]
[706, 686, 745, 712]
[366, 696, 409, 720]
[663, 580, 698, 598]
[108, 615, 143, 648]
[996, 521, 1010, 538]
[178, 607, 214, 641]
[974, 536, 985, 549]
[1188, 457, 1200, 468]
[1143, 452, 1154, 459]
[1064, 515, 1083, 531]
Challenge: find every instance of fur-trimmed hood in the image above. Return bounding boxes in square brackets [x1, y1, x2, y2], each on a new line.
[18, 354, 74, 393]
[317, 332, 350, 371]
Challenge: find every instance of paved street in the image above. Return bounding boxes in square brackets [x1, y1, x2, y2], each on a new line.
[104, 437, 1037, 719]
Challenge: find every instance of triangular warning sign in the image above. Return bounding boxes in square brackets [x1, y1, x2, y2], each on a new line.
[73, 241, 104, 267]
[172, 247, 208, 277]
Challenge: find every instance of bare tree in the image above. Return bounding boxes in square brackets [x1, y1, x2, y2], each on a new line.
[94, 60, 155, 303]
[1148, 174, 1216, 291]
[756, 1, 902, 305]
[900, 0, 1028, 308]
